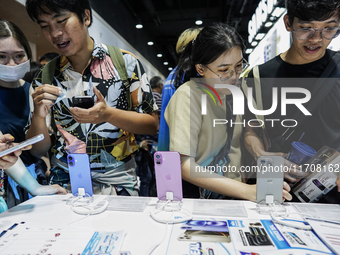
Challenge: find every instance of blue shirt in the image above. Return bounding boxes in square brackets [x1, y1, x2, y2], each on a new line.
[0, 81, 30, 142]
[158, 68, 177, 151]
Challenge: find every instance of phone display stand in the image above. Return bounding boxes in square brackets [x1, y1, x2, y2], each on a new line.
[156, 199, 182, 212]
[150, 192, 192, 224]
[256, 196, 287, 215]
[66, 188, 93, 206]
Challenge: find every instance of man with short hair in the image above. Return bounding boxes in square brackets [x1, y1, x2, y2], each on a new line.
[150, 76, 163, 116]
[244, 0, 340, 199]
[25, 0, 158, 196]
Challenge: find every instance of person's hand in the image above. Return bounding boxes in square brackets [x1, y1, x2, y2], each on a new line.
[32, 84, 62, 118]
[50, 184, 68, 195]
[258, 151, 307, 184]
[70, 86, 109, 124]
[336, 172, 340, 192]
[282, 181, 292, 202]
[140, 140, 148, 151]
[0, 134, 32, 169]
[32, 184, 67, 196]
[250, 182, 292, 203]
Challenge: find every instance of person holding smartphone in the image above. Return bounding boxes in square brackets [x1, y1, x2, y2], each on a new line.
[25, 0, 158, 196]
[0, 133, 67, 213]
[0, 20, 66, 208]
[0, 133, 31, 170]
[165, 23, 292, 201]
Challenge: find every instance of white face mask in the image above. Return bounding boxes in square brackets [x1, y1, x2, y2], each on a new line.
[0, 60, 30, 82]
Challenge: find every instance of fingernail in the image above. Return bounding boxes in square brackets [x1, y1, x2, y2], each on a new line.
[58, 89, 62, 95]
[9, 135, 14, 139]
[2, 156, 8, 160]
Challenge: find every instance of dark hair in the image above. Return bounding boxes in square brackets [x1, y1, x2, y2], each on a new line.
[23, 61, 42, 83]
[0, 19, 32, 60]
[39, 52, 59, 63]
[150, 76, 163, 89]
[285, 0, 340, 26]
[26, 0, 93, 26]
[173, 22, 245, 89]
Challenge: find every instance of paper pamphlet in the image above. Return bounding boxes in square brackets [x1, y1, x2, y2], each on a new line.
[193, 200, 248, 217]
[82, 230, 125, 255]
[104, 196, 151, 212]
[293, 203, 340, 223]
[0, 222, 125, 255]
[166, 218, 334, 255]
[306, 219, 340, 255]
[228, 219, 333, 254]
[291, 146, 340, 203]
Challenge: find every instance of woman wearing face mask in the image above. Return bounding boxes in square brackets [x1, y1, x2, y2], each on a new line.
[164, 23, 292, 201]
[0, 20, 66, 210]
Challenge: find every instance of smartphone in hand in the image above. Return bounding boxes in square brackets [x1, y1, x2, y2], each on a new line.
[67, 153, 93, 197]
[0, 134, 44, 158]
[154, 151, 183, 201]
[72, 96, 94, 109]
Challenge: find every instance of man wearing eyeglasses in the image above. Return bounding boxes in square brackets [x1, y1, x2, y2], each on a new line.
[243, 0, 340, 201]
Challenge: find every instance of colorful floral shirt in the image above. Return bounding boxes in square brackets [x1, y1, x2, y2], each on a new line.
[32, 40, 156, 173]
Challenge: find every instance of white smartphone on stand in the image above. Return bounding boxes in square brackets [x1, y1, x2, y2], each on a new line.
[0, 134, 44, 158]
[256, 156, 284, 204]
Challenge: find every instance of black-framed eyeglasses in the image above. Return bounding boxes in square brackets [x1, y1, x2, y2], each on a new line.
[203, 58, 249, 82]
[292, 26, 340, 40]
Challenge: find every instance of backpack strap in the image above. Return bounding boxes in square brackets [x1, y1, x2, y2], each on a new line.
[241, 65, 271, 150]
[41, 58, 58, 145]
[41, 58, 57, 85]
[283, 51, 340, 141]
[107, 45, 133, 110]
[243, 51, 340, 151]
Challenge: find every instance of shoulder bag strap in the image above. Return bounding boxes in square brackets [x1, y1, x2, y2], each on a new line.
[41, 58, 58, 146]
[107, 45, 132, 110]
[241, 66, 271, 150]
[282, 51, 340, 141]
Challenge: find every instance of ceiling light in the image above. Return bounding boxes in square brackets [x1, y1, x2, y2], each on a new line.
[168, 67, 173, 71]
[163, 62, 169, 65]
[251, 41, 258, 47]
[157, 54, 163, 57]
[264, 22, 273, 27]
[136, 23, 143, 29]
[255, 33, 265, 40]
[195, 20, 203, 25]
[271, 7, 286, 18]
[147, 41, 154, 45]
[245, 48, 253, 54]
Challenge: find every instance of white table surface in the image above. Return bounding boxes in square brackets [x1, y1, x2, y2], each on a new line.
[0, 195, 326, 255]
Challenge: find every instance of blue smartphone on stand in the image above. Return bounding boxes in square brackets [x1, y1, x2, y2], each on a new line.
[67, 154, 93, 197]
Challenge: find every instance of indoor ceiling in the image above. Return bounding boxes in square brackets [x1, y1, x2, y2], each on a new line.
[1, 0, 286, 77]
[91, 0, 286, 76]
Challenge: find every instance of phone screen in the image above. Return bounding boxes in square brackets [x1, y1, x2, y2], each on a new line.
[72, 96, 94, 109]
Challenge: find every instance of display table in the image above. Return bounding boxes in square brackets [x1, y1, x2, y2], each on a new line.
[0, 195, 338, 255]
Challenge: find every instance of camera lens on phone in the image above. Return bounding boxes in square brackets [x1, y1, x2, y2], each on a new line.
[156, 160, 161, 165]
[69, 156, 73, 161]
[69, 161, 74, 167]
[156, 154, 160, 159]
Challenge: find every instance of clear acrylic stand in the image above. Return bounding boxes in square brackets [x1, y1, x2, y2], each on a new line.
[156, 199, 182, 212]
[256, 200, 287, 215]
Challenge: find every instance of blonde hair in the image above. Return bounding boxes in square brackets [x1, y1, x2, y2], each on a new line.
[175, 27, 203, 54]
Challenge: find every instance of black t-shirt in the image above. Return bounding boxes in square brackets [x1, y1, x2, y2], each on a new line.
[245, 49, 340, 153]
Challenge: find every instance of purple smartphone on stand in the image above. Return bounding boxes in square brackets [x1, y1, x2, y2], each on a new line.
[67, 154, 93, 197]
[154, 151, 183, 201]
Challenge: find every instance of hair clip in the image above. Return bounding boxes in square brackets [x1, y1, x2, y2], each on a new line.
[192, 39, 196, 46]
